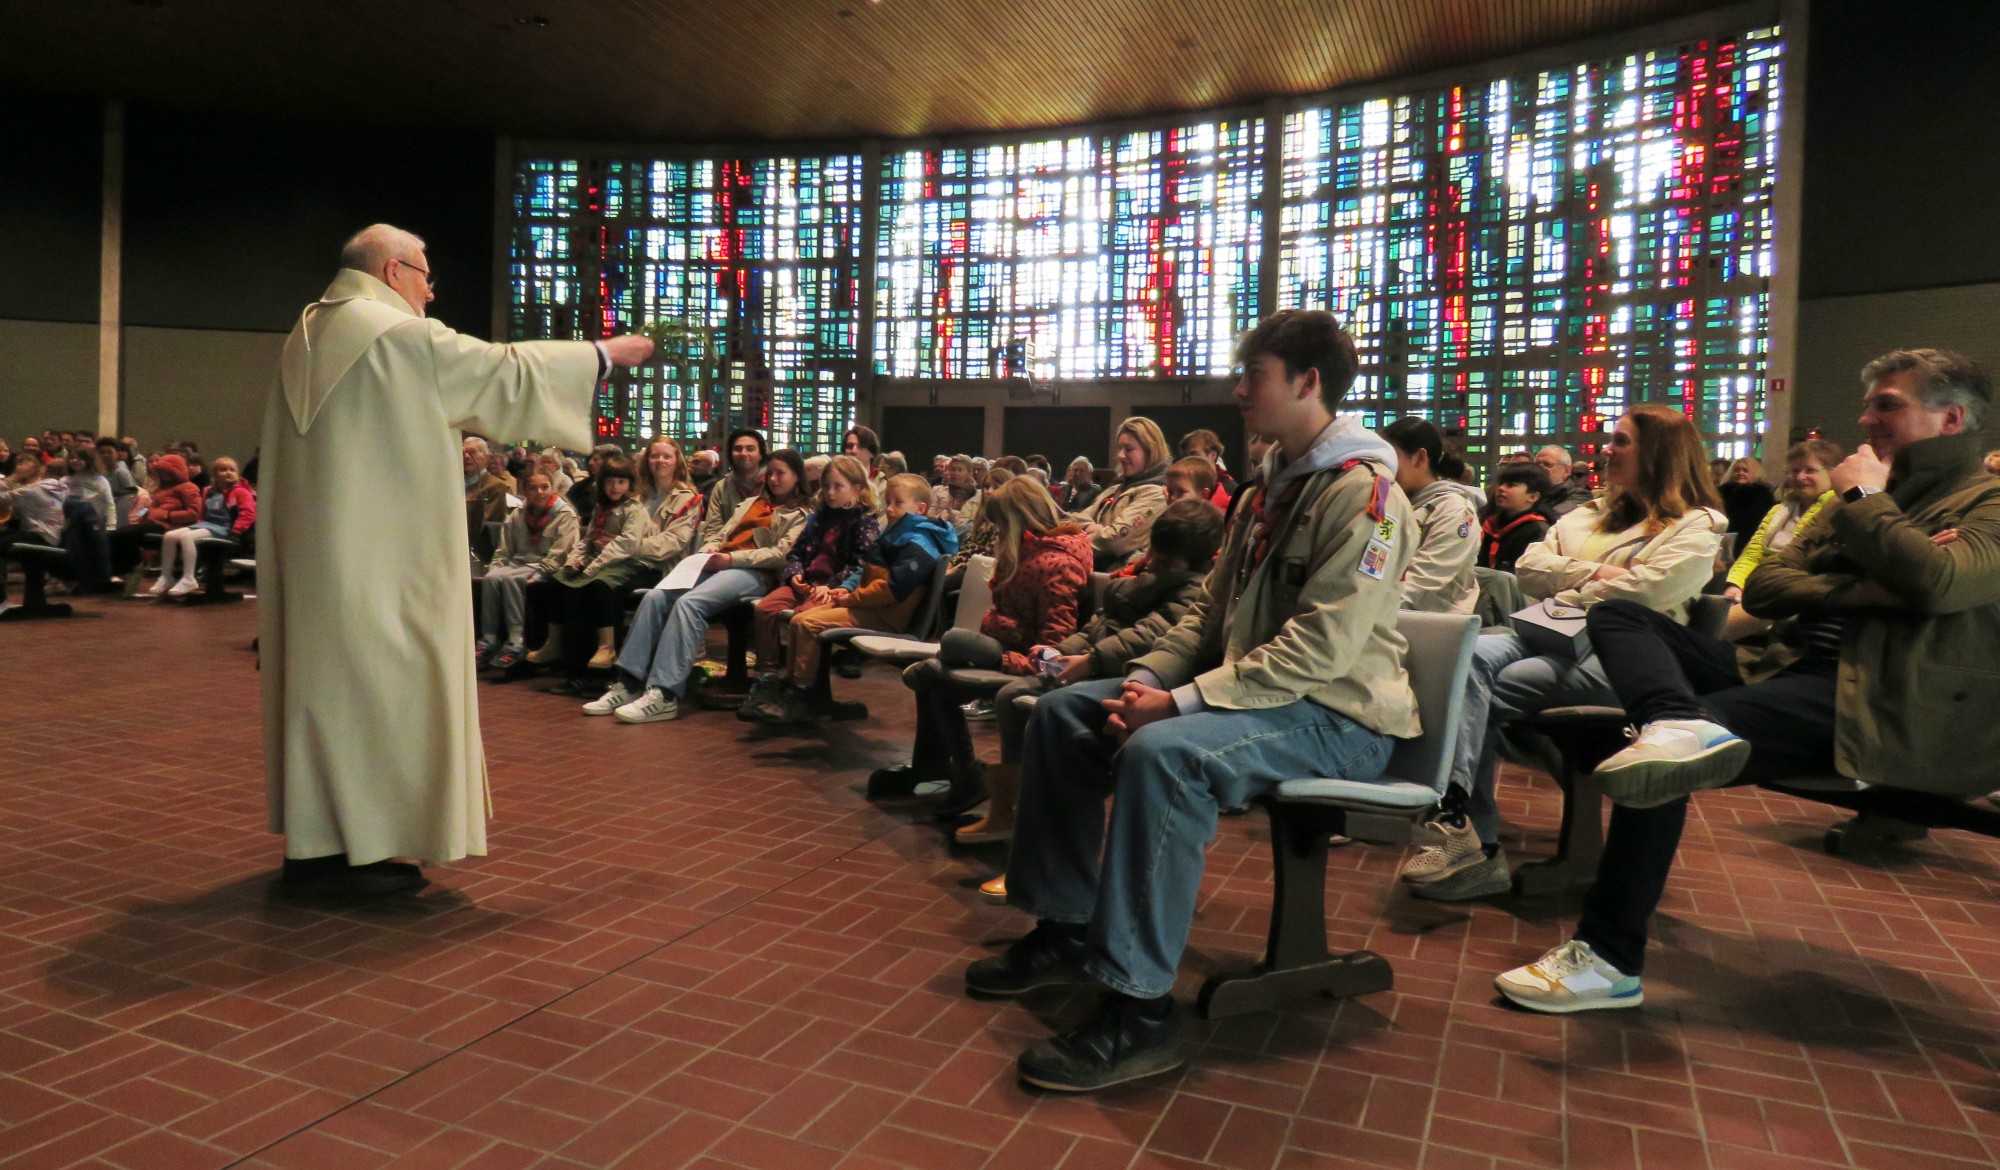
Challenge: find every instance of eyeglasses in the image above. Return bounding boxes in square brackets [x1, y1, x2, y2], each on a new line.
[394, 258, 435, 287]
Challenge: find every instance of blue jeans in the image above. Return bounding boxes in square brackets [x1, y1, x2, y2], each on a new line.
[1008, 678, 1394, 999]
[1449, 630, 1616, 845]
[615, 568, 768, 696]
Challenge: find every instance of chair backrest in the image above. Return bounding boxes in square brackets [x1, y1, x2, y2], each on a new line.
[908, 553, 957, 640]
[1387, 611, 1482, 793]
[950, 555, 995, 632]
[1689, 593, 1731, 639]
[1471, 567, 1526, 628]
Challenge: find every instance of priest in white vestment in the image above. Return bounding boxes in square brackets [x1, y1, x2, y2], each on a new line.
[260, 225, 652, 897]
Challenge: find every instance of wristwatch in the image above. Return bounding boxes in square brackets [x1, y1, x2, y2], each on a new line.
[1841, 485, 1882, 504]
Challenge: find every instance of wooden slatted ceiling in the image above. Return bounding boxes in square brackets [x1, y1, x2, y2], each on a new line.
[8, 0, 1735, 140]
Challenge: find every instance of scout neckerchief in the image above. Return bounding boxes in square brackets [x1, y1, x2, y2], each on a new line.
[1247, 458, 1386, 578]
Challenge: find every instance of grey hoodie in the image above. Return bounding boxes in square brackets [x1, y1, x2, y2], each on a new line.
[1262, 414, 1400, 495]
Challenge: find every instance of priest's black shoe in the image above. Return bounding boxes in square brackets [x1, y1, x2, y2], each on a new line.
[866, 764, 947, 802]
[280, 856, 426, 899]
[1018, 991, 1184, 1093]
[965, 921, 1095, 997]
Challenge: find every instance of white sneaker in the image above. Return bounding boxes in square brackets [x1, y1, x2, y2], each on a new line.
[147, 575, 172, 596]
[582, 681, 635, 715]
[1495, 940, 1643, 1013]
[1593, 718, 1751, 808]
[962, 699, 995, 722]
[1399, 815, 1486, 884]
[615, 687, 679, 724]
[166, 577, 200, 596]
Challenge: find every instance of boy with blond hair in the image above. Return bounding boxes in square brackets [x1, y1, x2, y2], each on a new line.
[759, 473, 959, 723]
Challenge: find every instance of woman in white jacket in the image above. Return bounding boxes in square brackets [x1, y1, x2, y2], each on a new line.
[1400, 406, 1726, 900]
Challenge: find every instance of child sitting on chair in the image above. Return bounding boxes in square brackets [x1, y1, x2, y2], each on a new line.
[742, 455, 882, 720]
[752, 473, 959, 725]
[157, 456, 255, 596]
[957, 497, 1225, 907]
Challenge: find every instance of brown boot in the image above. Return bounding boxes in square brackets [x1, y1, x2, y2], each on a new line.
[587, 628, 617, 670]
[955, 762, 1019, 842]
[525, 631, 562, 664]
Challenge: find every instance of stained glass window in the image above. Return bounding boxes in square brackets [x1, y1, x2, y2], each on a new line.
[508, 20, 1781, 461]
[1278, 26, 1782, 462]
[508, 152, 863, 451]
[875, 116, 1264, 379]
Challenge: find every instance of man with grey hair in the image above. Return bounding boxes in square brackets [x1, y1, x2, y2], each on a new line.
[1493, 347, 2000, 1013]
[463, 435, 515, 560]
[261, 223, 653, 898]
[1533, 445, 1581, 516]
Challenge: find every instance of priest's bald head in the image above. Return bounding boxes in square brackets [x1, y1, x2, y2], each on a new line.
[340, 224, 435, 317]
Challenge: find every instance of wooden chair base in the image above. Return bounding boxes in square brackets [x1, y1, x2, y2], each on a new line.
[1198, 800, 1404, 1020]
[1199, 951, 1393, 1019]
[5, 546, 79, 621]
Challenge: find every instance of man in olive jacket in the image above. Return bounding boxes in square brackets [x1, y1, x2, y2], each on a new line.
[961, 310, 1422, 1092]
[1490, 348, 2000, 1016]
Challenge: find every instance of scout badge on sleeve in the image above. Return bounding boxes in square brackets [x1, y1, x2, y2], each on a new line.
[1360, 512, 1396, 580]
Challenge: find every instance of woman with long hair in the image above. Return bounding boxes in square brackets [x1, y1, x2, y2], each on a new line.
[632, 437, 704, 581]
[583, 450, 813, 724]
[869, 476, 1093, 816]
[1068, 416, 1170, 569]
[1399, 405, 1726, 901]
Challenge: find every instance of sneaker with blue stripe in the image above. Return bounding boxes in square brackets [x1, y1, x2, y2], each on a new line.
[1495, 940, 1643, 1013]
[1592, 718, 1751, 809]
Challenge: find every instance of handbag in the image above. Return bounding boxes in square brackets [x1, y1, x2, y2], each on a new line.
[1509, 597, 1591, 660]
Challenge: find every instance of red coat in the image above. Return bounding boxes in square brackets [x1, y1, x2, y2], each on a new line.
[146, 454, 203, 529]
[981, 525, 1093, 674]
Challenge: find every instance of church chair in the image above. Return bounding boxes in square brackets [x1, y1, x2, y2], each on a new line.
[1197, 610, 1480, 1020]
[0, 543, 80, 621]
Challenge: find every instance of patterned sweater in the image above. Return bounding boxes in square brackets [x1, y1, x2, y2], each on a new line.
[981, 525, 1093, 674]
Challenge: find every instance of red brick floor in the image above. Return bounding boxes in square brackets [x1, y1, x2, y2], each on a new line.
[4, 596, 2000, 1169]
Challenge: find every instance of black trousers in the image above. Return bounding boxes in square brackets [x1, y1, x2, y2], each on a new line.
[524, 578, 623, 675]
[901, 629, 1006, 776]
[1574, 600, 1838, 974]
[109, 521, 165, 576]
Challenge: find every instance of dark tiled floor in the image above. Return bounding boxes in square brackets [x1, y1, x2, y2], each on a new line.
[5, 595, 2000, 1169]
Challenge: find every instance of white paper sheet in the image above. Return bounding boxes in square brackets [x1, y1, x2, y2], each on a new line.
[655, 552, 714, 592]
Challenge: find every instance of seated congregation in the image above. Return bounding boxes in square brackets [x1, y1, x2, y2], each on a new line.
[0, 432, 256, 610]
[12, 320, 1995, 1095]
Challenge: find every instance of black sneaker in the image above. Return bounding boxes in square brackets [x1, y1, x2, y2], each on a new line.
[1018, 992, 1183, 1092]
[965, 921, 1096, 997]
[834, 650, 864, 679]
